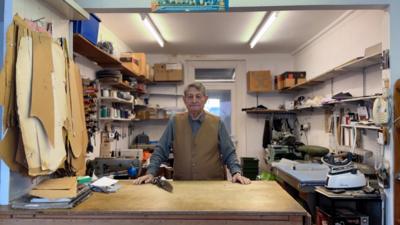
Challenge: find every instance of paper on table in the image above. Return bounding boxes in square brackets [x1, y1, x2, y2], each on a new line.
[91, 177, 118, 187]
[29, 177, 77, 199]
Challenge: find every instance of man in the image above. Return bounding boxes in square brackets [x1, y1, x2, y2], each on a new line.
[133, 82, 251, 185]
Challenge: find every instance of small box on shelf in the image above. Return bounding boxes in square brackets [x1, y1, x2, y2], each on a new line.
[120, 52, 147, 76]
[153, 63, 184, 82]
[72, 13, 101, 45]
[275, 71, 306, 90]
[247, 70, 272, 93]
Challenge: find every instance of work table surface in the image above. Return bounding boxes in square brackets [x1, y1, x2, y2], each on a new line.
[0, 181, 310, 225]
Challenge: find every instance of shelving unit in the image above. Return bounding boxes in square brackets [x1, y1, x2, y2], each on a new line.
[281, 52, 381, 92]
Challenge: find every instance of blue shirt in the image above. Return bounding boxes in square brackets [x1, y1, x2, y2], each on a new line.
[146, 112, 242, 177]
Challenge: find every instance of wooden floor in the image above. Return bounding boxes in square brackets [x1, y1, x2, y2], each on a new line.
[0, 181, 310, 225]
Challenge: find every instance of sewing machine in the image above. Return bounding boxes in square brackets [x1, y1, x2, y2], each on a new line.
[86, 157, 141, 178]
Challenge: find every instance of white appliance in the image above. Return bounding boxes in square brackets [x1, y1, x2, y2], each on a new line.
[326, 170, 366, 189]
[322, 153, 366, 189]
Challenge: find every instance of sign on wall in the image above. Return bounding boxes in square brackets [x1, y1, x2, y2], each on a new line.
[151, 0, 229, 13]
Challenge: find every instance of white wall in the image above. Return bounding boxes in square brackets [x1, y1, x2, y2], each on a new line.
[293, 9, 392, 223]
[139, 53, 293, 171]
[292, 10, 386, 166]
[13, 0, 70, 40]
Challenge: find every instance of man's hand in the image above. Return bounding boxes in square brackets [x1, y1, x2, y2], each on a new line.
[232, 173, 251, 185]
[133, 174, 154, 185]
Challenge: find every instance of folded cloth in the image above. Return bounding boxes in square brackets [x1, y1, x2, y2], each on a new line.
[332, 92, 353, 100]
[241, 105, 268, 111]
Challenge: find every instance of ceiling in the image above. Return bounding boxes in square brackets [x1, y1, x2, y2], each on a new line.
[97, 10, 346, 55]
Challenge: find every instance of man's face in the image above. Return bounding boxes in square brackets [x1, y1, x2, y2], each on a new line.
[183, 87, 208, 114]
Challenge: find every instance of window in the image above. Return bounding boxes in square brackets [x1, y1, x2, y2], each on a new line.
[194, 68, 236, 82]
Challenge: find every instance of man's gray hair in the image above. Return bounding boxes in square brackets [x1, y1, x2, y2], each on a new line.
[184, 82, 207, 96]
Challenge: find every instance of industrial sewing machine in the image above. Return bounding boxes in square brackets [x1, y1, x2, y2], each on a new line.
[86, 157, 141, 178]
[265, 131, 303, 164]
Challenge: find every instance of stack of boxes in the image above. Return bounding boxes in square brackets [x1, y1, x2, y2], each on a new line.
[275, 71, 306, 90]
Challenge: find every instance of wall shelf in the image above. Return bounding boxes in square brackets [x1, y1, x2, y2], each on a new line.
[73, 34, 149, 82]
[44, 0, 89, 20]
[244, 109, 296, 114]
[99, 97, 133, 104]
[99, 80, 134, 91]
[323, 94, 382, 105]
[99, 117, 132, 122]
[148, 93, 183, 97]
[341, 124, 382, 131]
[281, 52, 381, 92]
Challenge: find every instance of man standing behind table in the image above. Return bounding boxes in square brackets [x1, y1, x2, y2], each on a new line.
[133, 82, 250, 185]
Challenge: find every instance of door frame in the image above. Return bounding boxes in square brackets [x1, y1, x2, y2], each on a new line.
[186, 59, 244, 150]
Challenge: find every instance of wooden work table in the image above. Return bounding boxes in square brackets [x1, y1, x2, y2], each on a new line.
[0, 181, 310, 225]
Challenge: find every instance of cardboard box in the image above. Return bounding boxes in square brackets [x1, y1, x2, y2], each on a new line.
[120, 52, 147, 75]
[275, 75, 285, 90]
[247, 70, 272, 93]
[153, 63, 184, 81]
[280, 71, 306, 88]
[121, 62, 140, 75]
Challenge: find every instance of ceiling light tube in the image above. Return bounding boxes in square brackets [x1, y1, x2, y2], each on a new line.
[141, 14, 165, 47]
[249, 11, 277, 49]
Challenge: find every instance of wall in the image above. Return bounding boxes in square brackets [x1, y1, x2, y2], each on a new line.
[137, 53, 293, 171]
[294, 7, 393, 224]
[292, 9, 386, 166]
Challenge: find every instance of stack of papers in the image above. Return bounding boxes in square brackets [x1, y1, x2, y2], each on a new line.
[12, 177, 92, 209]
[90, 177, 120, 193]
[29, 177, 77, 199]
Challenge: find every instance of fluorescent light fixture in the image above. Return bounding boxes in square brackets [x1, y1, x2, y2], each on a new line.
[141, 14, 165, 47]
[249, 11, 277, 49]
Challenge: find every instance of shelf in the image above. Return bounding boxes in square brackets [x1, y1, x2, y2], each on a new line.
[43, 0, 89, 20]
[148, 93, 183, 97]
[244, 109, 296, 114]
[73, 34, 149, 82]
[341, 124, 382, 130]
[148, 81, 183, 85]
[99, 117, 132, 122]
[290, 105, 326, 111]
[99, 97, 133, 104]
[135, 118, 169, 122]
[323, 94, 382, 105]
[335, 145, 373, 158]
[281, 52, 382, 92]
[99, 80, 134, 91]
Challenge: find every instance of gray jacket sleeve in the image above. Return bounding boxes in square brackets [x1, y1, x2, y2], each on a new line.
[146, 117, 175, 176]
[218, 121, 242, 175]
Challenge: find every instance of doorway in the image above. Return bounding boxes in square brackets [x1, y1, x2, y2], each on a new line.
[187, 60, 242, 147]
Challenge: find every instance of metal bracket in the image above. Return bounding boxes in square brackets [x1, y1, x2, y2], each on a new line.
[381, 49, 390, 70]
